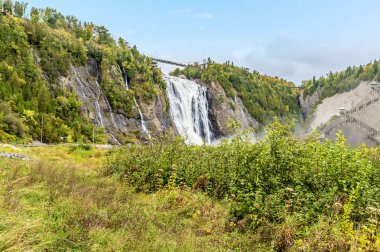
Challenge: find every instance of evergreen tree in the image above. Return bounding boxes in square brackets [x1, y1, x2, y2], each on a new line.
[38, 84, 51, 113]
[357, 65, 363, 77]
[3, 0, 13, 14]
[30, 7, 39, 23]
[373, 59, 378, 75]
[13, 1, 26, 18]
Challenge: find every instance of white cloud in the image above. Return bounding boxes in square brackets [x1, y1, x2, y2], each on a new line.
[228, 31, 380, 84]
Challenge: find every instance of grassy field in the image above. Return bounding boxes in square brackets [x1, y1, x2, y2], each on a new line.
[0, 145, 255, 251]
[1, 122, 380, 252]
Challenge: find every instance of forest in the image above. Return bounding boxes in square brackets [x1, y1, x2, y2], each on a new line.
[302, 60, 380, 102]
[0, 0, 305, 143]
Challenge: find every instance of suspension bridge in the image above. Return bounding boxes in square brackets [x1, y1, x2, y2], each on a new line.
[149, 57, 208, 68]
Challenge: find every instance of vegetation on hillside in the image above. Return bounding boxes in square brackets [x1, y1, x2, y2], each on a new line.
[172, 61, 300, 124]
[104, 122, 380, 251]
[0, 1, 164, 143]
[302, 60, 380, 102]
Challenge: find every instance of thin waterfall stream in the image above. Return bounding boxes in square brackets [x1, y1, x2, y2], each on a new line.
[117, 64, 151, 139]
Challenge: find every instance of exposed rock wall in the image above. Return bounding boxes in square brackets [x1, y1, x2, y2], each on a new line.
[57, 60, 260, 144]
[200, 80, 259, 137]
[303, 81, 380, 146]
[299, 86, 323, 118]
[59, 59, 173, 143]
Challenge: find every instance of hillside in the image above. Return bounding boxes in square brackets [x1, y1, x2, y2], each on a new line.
[301, 60, 380, 111]
[0, 3, 305, 144]
[1, 1, 379, 148]
[2, 2, 380, 251]
[172, 61, 301, 125]
[300, 61, 380, 147]
[0, 4, 166, 144]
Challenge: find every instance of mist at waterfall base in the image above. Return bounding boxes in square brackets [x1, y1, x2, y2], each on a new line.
[165, 75, 214, 145]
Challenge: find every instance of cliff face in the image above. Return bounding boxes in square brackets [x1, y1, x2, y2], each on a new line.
[299, 86, 323, 118]
[201, 80, 259, 136]
[300, 81, 380, 147]
[58, 59, 173, 143]
[58, 63, 258, 143]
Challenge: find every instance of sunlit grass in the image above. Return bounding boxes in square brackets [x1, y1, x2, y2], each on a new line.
[0, 146, 253, 251]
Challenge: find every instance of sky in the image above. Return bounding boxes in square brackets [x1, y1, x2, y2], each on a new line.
[24, 0, 380, 84]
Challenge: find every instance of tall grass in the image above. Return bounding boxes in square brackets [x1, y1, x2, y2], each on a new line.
[0, 147, 253, 251]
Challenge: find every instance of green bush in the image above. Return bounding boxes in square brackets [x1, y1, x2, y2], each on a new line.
[103, 122, 380, 235]
[68, 143, 92, 153]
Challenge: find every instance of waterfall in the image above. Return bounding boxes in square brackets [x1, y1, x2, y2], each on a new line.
[72, 67, 87, 99]
[94, 79, 121, 145]
[94, 79, 105, 128]
[73, 66, 105, 128]
[164, 75, 213, 145]
[117, 64, 151, 139]
[72, 66, 120, 145]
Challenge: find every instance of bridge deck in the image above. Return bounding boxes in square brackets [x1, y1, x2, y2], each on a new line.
[150, 57, 188, 67]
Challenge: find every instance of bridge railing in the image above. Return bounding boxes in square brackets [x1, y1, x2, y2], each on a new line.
[149, 56, 208, 68]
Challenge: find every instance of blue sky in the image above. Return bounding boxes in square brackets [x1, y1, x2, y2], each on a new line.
[25, 0, 380, 84]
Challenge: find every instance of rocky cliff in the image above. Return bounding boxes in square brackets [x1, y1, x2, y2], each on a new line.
[300, 81, 380, 147]
[57, 61, 258, 144]
[299, 86, 323, 119]
[59, 59, 173, 144]
[202, 80, 259, 136]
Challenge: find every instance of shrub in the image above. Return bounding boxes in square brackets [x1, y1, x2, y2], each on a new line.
[103, 122, 380, 236]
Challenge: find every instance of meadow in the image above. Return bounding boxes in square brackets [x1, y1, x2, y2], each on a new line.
[1, 122, 380, 251]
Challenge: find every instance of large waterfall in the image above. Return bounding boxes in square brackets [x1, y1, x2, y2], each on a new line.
[165, 75, 213, 145]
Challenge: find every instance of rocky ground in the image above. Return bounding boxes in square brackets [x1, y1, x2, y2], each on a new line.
[310, 81, 374, 130]
[303, 81, 380, 147]
[0, 152, 30, 160]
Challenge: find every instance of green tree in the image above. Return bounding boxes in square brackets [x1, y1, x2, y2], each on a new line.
[373, 59, 378, 76]
[13, 1, 27, 18]
[41, 7, 64, 28]
[38, 84, 51, 113]
[118, 37, 127, 49]
[84, 23, 93, 40]
[3, 0, 13, 14]
[30, 7, 39, 23]
[95, 25, 113, 44]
